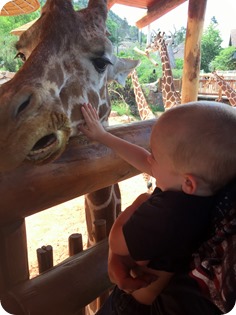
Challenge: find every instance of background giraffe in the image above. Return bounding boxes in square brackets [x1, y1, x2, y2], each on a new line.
[130, 68, 155, 191]
[130, 69, 155, 120]
[211, 71, 236, 106]
[145, 32, 181, 109]
[131, 32, 182, 189]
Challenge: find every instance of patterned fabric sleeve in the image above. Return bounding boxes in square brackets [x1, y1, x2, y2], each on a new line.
[189, 183, 236, 314]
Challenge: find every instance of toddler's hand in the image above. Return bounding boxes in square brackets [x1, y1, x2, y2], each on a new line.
[79, 103, 107, 141]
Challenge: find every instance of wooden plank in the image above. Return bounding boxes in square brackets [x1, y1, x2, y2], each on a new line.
[1, 240, 111, 315]
[0, 219, 29, 295]
[136, 0, 187, 28]
[108, 0, 154, 10]
[107, 0, 117, 9]
[0, 120, 154, 225]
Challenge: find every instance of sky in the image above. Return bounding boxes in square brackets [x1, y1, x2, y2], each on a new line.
[111, 0, 236, 47]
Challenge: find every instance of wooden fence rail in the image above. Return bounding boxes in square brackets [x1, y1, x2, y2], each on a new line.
[198, 78, 236, 95]
[171, 77, 236, 99]
[0, 119, 155, 314]
[2, 240, 110, 315]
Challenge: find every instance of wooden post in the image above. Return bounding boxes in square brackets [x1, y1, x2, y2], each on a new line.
[37, 245, 53, 274]
[0, 219, 29, 294]
[181, 0, 208, 103]
[1, 240, 111, 315]
[93, 219, 109, 310]
[69, 233, 83, 256]
[68, 233, 85, 315]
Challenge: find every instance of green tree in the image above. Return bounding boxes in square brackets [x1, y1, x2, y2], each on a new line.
[171, 26, 186, 48]
[0, 11, 40, 71]
[0, 35, 22, 71]
[200, 19, 223, 72]
[0, 1, 140, 71]
[129, 26, 139, 42]
[0, 11, 40, 35]
[106, 18, 118, 43]
[210, 46, 236, 71]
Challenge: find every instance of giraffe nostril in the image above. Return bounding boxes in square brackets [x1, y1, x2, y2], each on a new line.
[16, 96, 31, 117]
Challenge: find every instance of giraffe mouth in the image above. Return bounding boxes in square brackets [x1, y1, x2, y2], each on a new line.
[27, 133, 58, 162]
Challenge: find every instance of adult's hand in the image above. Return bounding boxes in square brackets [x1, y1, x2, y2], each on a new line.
[108, 250, 156, 293]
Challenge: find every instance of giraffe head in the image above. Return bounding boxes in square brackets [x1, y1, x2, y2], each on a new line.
[146, 31, 166, 54]
[0, 0, 139, 171]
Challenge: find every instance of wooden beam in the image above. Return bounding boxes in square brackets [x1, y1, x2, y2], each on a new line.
[0, 219, 29, 295]
[1, 240, 111, 315]
[136, 0, 187, 29]
[107, 0, 117, 9]
[0, 120, 155, 225]
[181, 0, 207, 103]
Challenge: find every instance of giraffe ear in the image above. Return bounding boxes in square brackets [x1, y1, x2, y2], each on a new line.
[107, 56, 140, 86]
[86, 0, 108, 32]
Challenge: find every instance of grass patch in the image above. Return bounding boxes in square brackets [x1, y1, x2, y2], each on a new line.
[111, 101, 131, 116]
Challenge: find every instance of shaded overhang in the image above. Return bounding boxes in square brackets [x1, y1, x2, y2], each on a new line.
[107, 0, 187, 29]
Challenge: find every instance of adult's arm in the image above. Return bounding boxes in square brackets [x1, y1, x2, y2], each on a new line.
[109, 193, 151, 256]
[108, 193, 156, 291]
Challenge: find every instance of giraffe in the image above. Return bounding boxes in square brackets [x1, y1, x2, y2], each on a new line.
[211, 71, 236, 107]
[130, 68, 155, 191]
[130, 69, 155, 120]
[0, 0, 139, 246]
[145, 32, 181, 109]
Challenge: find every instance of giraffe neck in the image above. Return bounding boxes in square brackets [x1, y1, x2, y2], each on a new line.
[213, 74, 236, 107]
[85, 185, 121, 246]
[131, 70, 154, 120]
[159, 42, 181, 108]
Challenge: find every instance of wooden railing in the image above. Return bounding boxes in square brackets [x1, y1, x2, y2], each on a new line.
[198, 77, 236, 96]
[0, 119, 155, 315]
[172, 74, 236, 98]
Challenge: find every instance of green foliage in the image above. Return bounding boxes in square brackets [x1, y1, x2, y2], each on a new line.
[107, 11, 140, 46]
[0, 10, 40, 72]
[200, 21, 223, 72]
[136, 59, 160, 83]
[118, 46, 162, 83]
[0, 11, 40, 35]
[111, 101, 131, 116]
[172, 68, 183, 79]
[175, 58, 184, 70]
[0, 35, 22, 71]
[106, 18, 118, 43]
[0, 1, 140, 72]
[210, 46, 236, 71]
[129, 26, 139, 42]
[172, 26, 186, 47]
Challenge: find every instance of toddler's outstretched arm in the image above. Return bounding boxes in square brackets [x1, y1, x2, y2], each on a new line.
[79, 103, 153, 175]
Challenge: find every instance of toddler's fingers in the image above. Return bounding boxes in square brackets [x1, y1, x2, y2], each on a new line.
[87, 103, 99, 120]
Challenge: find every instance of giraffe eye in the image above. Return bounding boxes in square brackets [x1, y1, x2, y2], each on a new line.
[92, 57, 112, 73]
[15, 95, 31, 117]
[15, 52, 26, 62]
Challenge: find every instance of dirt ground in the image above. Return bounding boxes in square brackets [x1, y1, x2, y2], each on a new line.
[26, 114, 150, 278]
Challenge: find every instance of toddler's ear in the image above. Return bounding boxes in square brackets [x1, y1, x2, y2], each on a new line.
[182, 175, 197, 194]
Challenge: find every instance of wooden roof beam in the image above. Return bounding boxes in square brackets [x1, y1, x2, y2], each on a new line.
[107, 0, 117, 9]
[136, 0, 187, 29]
